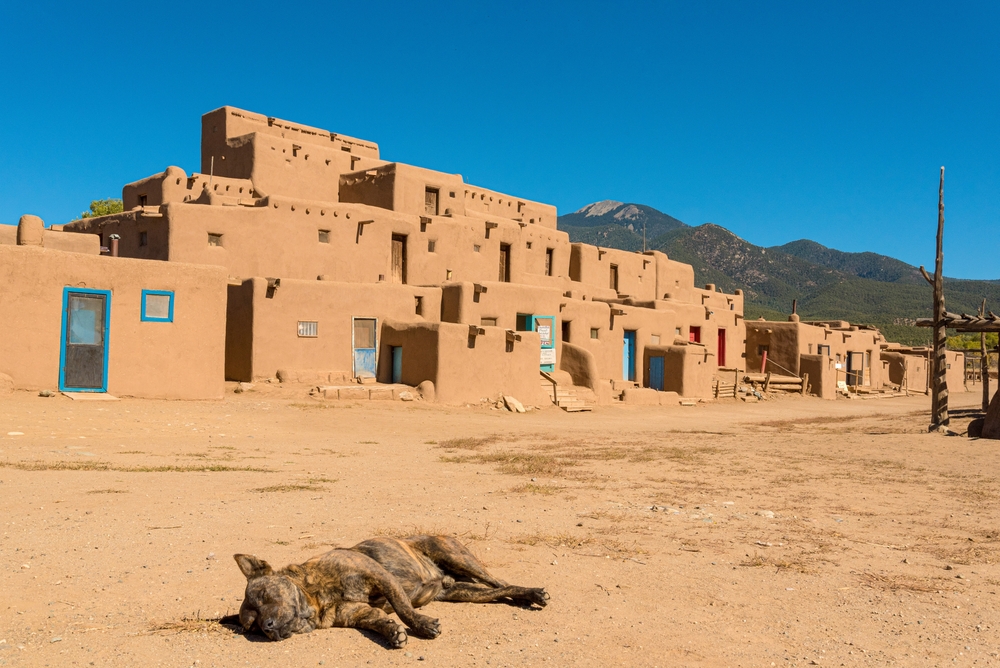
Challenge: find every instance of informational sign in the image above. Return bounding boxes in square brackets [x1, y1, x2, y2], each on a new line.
[537, 324, 552, 347]
[540, 348, 556, 365]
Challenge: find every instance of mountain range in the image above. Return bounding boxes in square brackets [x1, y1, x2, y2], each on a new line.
[559, 201, 1000, 345]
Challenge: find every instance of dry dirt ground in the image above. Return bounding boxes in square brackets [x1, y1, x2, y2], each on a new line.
[1, 386, 998, 667]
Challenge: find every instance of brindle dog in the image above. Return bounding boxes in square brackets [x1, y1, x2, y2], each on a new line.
[234, 535, 549, 647]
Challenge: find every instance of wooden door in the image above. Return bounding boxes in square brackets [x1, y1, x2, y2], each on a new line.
[499, 244, 510, 282]
[717, 328, 726, 366]
[649, 355, 664, 391]
[353, 318, 377, 379]
[391, 234, 406, 284]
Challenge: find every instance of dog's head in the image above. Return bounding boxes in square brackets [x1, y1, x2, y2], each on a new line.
[234, 554, 315, 640]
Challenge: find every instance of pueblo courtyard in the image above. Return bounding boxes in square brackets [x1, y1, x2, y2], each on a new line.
[1, 388, 998, 667]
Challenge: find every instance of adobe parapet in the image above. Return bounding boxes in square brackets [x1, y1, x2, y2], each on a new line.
[339, 163, 557, 227]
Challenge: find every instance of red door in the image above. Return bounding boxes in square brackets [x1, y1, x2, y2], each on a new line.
[717, 328, 726, 367]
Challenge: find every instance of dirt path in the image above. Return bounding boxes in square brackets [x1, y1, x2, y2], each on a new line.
[1, 388, 997, 667]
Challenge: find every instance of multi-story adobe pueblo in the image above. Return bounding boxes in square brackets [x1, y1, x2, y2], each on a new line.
[1, 107, 747, 405]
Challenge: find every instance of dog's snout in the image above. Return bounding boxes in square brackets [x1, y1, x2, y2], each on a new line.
[263, 618, 276, 631]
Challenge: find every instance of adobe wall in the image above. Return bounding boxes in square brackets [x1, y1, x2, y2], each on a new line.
[1, 222, 100, 255]
[882, 351, 929, 393]
[799, 354, 836, 399]
[0, 245, 226, 399]
[379, 320, 546, 405]
[745, 320, 801, 376]
[233, 278, 442, 381]
[201, 107, 380, 202]
[642, 344, 715, 397]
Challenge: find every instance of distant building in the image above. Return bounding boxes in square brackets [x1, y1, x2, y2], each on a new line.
[745, 315, 966, 398]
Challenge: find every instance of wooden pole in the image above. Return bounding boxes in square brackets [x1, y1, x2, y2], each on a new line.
[981, 300, 991, 412]
[919, 167, 949, 429]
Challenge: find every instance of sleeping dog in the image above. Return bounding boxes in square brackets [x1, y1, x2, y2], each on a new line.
[234, 534, 549, 647]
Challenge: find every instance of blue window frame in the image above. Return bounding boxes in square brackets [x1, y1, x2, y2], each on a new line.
[141, 290, 174, 322]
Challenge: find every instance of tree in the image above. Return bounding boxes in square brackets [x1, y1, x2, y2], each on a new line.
[80, 198, 123, 219]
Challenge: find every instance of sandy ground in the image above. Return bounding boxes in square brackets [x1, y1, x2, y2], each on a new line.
[1, 385, 998, 668]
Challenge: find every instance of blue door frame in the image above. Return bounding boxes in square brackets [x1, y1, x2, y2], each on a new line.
[59, 287, 111, 393]
[623, 330, 637, 381]
[530, 315, 556, 373]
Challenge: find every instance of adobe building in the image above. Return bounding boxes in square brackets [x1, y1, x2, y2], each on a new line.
[0, 216, 227, 399]
[745, 315, 966, 399]
[881, 343, 966, 395]
[54, 106, 747, 405]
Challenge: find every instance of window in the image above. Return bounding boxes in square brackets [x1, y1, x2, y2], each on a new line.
[561, 320, 571, 342]
[808, 343, 813, 354]
[318, 230, 330, 243]
[428, 240, 436, 252]
[590, 327, 599, 339]
[481, 317, 498, 327]
[414, 296, 423, 316]
[610, 264, 619, 291]
[424, 188, 439, 215]
[139, 231, 148, 247]
[689, 326, 701, 343]
[391, 234, 407, 284]
[675, 327, 682, 336]
[474, 244, 481, 253]
[138, 194, 148, 207]
[526, 241, 532, 249]
[545, 248, 554, 276]
[297, 321, 318, 337]
[818, 344, 830, 357]
[651, 334, 660, 344]
[208, 233, 223, 246]
[141, 290, 174, 322]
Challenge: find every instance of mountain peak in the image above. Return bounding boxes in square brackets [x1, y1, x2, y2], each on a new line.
[575, 200, 624, 217]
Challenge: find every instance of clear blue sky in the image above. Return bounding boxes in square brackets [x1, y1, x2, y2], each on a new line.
[2, 1, 997, 278]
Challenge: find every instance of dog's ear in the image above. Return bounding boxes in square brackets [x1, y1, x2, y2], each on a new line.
[296, 585, 314, 620]
[234, 554, 273, 579]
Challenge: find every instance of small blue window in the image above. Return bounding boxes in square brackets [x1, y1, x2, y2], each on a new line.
[141, 290, 174, 322]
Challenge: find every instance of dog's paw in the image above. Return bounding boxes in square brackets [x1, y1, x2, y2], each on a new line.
[413, 615, 441, 639]
[387, 622, 408, 649]
[528, 588, 550, 607]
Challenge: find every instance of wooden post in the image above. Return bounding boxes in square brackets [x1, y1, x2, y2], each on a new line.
[800, 372, 809, 396]
[981, 300, 991, 412]
[919, 167, 949, 429]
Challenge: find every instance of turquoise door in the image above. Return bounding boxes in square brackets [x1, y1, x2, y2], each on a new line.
[623, 330, 636, 381]
[59, 288, 111, 392]
[391, 346, 402, 384]
[352, 318, 377, 379]
[530, 315, 556, 373]
[649, 355, 664, 391]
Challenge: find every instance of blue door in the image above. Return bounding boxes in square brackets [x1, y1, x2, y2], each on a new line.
[391, 346, 402, 384]
[59, 288, 111, 392]
[649, 355, 664, 391]
[530, 315, 556, 373]
[623, 330, 636, 381]
[353, 318, 377, 379]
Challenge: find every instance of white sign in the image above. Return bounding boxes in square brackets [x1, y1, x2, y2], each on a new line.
[834, 363, 842, 369]
[536, 324, 552, 346]
[540, 348, 556, 365]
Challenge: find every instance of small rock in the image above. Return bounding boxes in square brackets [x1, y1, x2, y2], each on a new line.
[945, 564, 954, 570]
[50, 637, 61, 643]
[399, 391, 415, 402]
[7, 432, 24, 436]
[405, 652, 412, 657]
[207, 553, 216, 560]
[20, 563, 29, 569]
[503, 396, 525, 413]
[39, 390, 56, 398]
[757, 510, 775, 519]
[551, 560, 558, 566]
